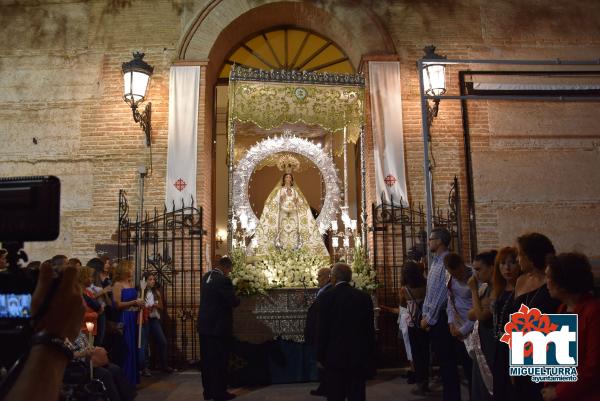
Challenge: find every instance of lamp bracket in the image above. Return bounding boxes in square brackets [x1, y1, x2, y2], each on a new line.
[131, 102, 152, 146]
[426, 98, 440, 132]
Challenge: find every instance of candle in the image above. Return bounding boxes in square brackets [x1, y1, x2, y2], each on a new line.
[341, 210, 350, 229]
[85, 321, 95, 344]
[85, 322, 95, 380]
[332, 237, 339, 248]
[331, 220, 338, 232]
[350, 219, 357, 231]
[239, 212, 248, 229]
[343, 237, 350, 248]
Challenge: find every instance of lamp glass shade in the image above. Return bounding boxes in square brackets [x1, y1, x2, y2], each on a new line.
[423, 64, 446, 96]
[123, 70, 150, 104]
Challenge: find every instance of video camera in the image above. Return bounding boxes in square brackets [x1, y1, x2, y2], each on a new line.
[0, 176, 61, 368]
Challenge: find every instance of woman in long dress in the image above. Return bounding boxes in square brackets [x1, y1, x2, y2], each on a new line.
[510, 233, 560, 401]
[112, 260, 144, 386]
[253, 173, 328, 258]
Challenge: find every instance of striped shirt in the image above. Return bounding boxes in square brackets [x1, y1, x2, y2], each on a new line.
[422, 251, 450, 326]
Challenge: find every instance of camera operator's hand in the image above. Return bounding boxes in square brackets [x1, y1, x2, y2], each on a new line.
[31, 261, 85, 340]
[5, 262, 85, 401]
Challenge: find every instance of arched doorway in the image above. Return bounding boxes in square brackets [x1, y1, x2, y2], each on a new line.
[212, 27, 359, 256]
[175, 0, 401, 366]
[176, 1, 396, 262]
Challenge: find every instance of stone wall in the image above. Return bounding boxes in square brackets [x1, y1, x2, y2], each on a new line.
[1, 0, 599, 264]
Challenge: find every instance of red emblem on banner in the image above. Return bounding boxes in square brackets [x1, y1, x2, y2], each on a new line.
[174, 178, 187, 192]
[384, 174, 396, 187]
[500, 304, 558, 357]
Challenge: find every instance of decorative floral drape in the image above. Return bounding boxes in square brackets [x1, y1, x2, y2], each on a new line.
[228, 67, 365, 144]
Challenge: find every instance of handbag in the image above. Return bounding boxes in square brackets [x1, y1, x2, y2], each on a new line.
[404, 287, 424, 328]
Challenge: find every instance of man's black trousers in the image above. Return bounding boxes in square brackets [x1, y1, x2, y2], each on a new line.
[326, 367, 366, 401]
[200, 335, 231, 400]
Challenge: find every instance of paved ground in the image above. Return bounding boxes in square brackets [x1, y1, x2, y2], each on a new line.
[136, 369, 464, 401]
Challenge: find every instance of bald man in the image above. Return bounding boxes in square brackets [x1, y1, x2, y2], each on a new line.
[305, 267, 332, 396]
[317, 263, 375, 401]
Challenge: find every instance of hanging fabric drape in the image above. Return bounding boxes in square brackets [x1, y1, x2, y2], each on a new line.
[369, 61, 408, 205]
[227, 66, 365, 153]
[165, 66, 200, 208]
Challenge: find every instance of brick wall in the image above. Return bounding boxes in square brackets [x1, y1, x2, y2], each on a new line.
[1, 0, 599, 263]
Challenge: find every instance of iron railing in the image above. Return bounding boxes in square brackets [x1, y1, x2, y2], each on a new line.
[372, 177, 461, 366]
[117, 190, 204, 368]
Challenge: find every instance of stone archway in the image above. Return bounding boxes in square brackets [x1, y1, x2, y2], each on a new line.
[179, 1, 395, 67]
[175, 0, 396, 262]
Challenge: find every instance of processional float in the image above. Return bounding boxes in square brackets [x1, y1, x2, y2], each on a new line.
[226, 66, 367, 265]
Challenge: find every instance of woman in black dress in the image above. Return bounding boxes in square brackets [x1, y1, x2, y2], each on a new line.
[511, 233, 560, 401]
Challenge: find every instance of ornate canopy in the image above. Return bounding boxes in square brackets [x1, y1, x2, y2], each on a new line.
[228, 66, 365, 143]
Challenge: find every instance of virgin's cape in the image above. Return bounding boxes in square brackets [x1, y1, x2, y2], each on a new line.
[253, 182, 329, 258]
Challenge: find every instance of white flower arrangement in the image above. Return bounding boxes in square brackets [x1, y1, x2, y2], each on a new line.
[230, 246, 328, 296]
[230, 247, 269, 296]
[351, 246, 378, 293]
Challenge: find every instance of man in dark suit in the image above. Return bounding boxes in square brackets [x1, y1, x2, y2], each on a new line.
[305, 267, 332, 396]
[317, 263, 375, 401]
[197, 256, 240, 401]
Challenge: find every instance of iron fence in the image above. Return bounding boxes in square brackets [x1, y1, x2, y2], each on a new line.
[372, 177, 461, 366]
[117, 190, 204, 368]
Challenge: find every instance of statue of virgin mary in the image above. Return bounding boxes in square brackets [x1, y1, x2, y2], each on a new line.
[253, 172, 329, 258]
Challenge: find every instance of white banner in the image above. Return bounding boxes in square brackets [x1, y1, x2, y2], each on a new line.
[165, 66, 200, 209]
[369, 61, 408, 205]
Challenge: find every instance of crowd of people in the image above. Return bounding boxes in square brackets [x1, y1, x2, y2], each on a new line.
[386, 229, 599, 401]
[2, 228, 598, 401]
[1, 254, 173, 401]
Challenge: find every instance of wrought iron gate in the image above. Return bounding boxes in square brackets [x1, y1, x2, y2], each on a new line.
[117, 190, 204, 368]
[372, 177, 461, 367]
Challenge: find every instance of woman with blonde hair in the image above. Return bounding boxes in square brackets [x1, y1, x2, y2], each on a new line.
[112, 260, 144, 386]
[78, 265, 99, 336]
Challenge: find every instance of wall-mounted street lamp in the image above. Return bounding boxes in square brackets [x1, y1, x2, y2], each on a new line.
[123, 52, 154, 286]
[417, 45, 447, 266]
[421, 45, 447, 128]
[122, 52, 154, 146]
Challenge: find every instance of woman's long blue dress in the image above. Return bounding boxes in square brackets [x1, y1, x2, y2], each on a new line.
[120, 287, 140, 386]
